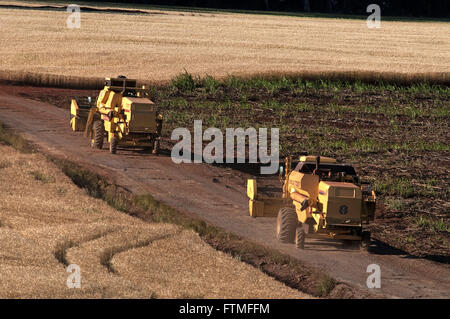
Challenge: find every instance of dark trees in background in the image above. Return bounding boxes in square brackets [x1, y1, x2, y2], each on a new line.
[86, 0, 450, 18]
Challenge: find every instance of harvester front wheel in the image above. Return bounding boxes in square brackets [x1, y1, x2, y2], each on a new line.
[276, 207, 297, 244]
[109, 137, 118, 154]
[295, 226, 306, 249]
[91, 121, 104, 149]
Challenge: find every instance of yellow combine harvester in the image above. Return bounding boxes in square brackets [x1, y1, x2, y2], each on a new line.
[70, 76, 163, 154]
[247, 156, 376, 249]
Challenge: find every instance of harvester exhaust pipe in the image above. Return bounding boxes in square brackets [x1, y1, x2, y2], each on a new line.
[313, 156, 320, 175]
[118, 75, 127, 94]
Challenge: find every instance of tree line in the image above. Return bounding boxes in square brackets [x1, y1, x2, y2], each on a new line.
[88, 0, 449, 18]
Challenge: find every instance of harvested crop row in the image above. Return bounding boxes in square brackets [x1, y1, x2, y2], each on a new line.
[0, 144, 309, 298]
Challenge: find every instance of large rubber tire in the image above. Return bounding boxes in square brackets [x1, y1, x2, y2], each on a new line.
[360, 231, 371, 251]
[91, 121, 104, 149]
[276, 207, 298, 243]
[109, 137, 118, 154]
[295, 225, 306, 249]
[152, 138, 160, 155]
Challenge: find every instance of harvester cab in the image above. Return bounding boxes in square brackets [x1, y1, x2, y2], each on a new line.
[70, 76, 163, 154]
[247, 155, 376, 250]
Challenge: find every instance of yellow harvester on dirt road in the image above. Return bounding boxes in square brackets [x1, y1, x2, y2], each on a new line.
[247, 156, 376, 249]
[70, 76, 163, 154]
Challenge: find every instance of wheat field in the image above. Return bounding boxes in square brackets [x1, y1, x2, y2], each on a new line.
[0, 2, 449, 84]
[0, 144, 309, 298]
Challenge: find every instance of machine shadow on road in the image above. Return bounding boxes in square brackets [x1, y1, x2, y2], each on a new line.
[369, 239, 449, 264]
[303, 239, 361, 252]
[311, 237, 450, 264]
[110, 146, 171, 157]
[132, 147, 280, 176]
[118, 140, 284, 177]
[284, 237, 450, 265]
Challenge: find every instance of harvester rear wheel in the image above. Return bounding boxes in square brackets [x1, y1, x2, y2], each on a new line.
[276, 207, 297, 243]
[360, 231, 371, 251]
[109, 137, 118, 154]
[91, 121, 104, 149]
[295, 226, 306, 249]
[152, 138, 160, 155]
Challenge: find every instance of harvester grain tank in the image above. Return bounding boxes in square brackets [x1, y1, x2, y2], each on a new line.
[247, 156, 376, 249]
[70, 76, 163, 154]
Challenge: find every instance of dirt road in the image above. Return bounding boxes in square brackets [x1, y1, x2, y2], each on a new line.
[0, 87, 448, 298]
